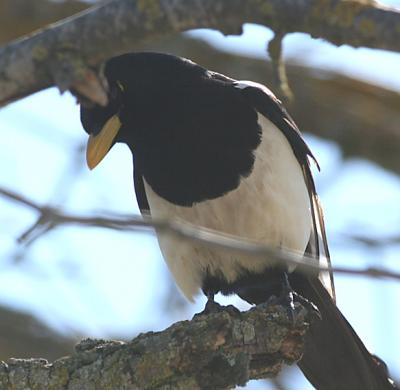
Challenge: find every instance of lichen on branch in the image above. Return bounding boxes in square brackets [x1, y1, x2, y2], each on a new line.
[0, 0, 400, 107]
[0, 302, 310, 389]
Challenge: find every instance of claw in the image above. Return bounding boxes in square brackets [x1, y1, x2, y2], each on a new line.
[203, 299, 224, 314]
[196, 291, 223, 316]
[268, 272, 321, 324]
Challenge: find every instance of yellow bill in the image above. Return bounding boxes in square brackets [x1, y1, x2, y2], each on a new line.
[86, 114, 121, 170]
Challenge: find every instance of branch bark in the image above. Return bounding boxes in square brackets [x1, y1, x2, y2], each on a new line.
[1, 0, 400, 107]
[0, 303, 310, 389]
[0, 0, 91, 45]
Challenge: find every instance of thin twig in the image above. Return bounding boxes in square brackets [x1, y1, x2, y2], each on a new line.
[0, 188, 42, 211]
[1, 187, 400, 281]
[346, 233, 400, 248]
[267, 31, 293, 102]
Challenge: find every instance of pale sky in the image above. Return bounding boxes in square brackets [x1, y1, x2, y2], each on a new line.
[0, 2, 399, 388]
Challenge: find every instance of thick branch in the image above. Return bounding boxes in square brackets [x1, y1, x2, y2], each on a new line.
[0, 0, 91, 45]
[1, 0, 400, 106]
[0, 303, 310, 389]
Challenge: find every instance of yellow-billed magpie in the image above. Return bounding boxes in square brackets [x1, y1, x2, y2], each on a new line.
[80, 52, 396, 390]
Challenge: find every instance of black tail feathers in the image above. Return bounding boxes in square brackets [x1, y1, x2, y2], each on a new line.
[290, 273, 397, 390]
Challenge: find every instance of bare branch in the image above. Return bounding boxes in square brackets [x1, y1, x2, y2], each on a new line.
[0, 0, 91, 45]
[0, 188, 42, 211]
[1, 0, 400, 107]
[267, 32, 293, 102]
[345, 233, 400, 248]
[0, 302, 310, 389]
[1, 187, 400, 282]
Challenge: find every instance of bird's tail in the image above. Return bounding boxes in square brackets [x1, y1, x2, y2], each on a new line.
[290, 273, 397, 390]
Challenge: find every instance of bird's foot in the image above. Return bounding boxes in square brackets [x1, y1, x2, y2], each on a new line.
[292, 291, 321, 321]
[202, 299, 224, 315]
[195, 291, 224, 316]
[268, 273, 320, 324]
[195, 293, 240, 318]
[268, 286, 296, 324]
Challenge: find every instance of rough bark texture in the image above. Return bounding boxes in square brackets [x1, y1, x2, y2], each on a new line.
[0, 0, 91, 45]
[0, 1, 399, 388]
[0, 303, 310, 389]
[1, 0, 400, 107]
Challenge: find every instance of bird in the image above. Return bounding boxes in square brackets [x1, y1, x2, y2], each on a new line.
[79, 52, 396, 390]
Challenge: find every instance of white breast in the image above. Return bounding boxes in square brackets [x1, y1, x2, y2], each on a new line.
[143, 114, 312, 301]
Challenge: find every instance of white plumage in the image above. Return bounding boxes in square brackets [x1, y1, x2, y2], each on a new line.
[143, 114, 312, 301]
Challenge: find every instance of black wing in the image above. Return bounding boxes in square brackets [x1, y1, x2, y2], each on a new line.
[235, 80, 335, 300]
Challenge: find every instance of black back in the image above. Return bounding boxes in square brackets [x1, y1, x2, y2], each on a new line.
[105, 53, 262, 207]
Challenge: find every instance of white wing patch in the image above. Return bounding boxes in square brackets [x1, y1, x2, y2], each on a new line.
[237, 79, 335, 300]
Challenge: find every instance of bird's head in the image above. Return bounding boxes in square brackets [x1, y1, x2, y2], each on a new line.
[80, 52, 209, 170]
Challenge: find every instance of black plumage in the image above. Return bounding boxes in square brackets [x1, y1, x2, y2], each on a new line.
[80, 52, 396, 390]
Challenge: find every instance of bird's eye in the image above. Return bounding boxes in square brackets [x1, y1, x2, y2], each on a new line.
[109, 81, 124, 101]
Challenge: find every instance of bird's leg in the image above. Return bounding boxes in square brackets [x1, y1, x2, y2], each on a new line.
[270, 272, 296, 323]
[270, 272, 320, 323]
[206, 290, 215, 306]
[201, 291, 223, 314]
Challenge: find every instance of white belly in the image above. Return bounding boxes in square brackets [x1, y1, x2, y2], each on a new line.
[143, 114, 312, 301]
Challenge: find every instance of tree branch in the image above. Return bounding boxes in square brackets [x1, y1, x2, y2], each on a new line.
[1, 0, 400, 107]
[0, 302, 310, 389]
[267, 31, 293, 102]
[0, 0, 91, 45]
[1, 187, 400, 282]
[0, 305, 74, 361]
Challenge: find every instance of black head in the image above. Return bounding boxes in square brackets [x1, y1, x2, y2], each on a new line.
[80, 52, 210, 169]
[104, 52, 208, 92]
[81, 52, 262, 207]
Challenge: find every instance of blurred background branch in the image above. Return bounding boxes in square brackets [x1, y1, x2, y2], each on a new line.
[0, 1, 400, 389]
[0, 305, 75, 361]
[1, 186, 400, 282]
[1, 0, 400, 107]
